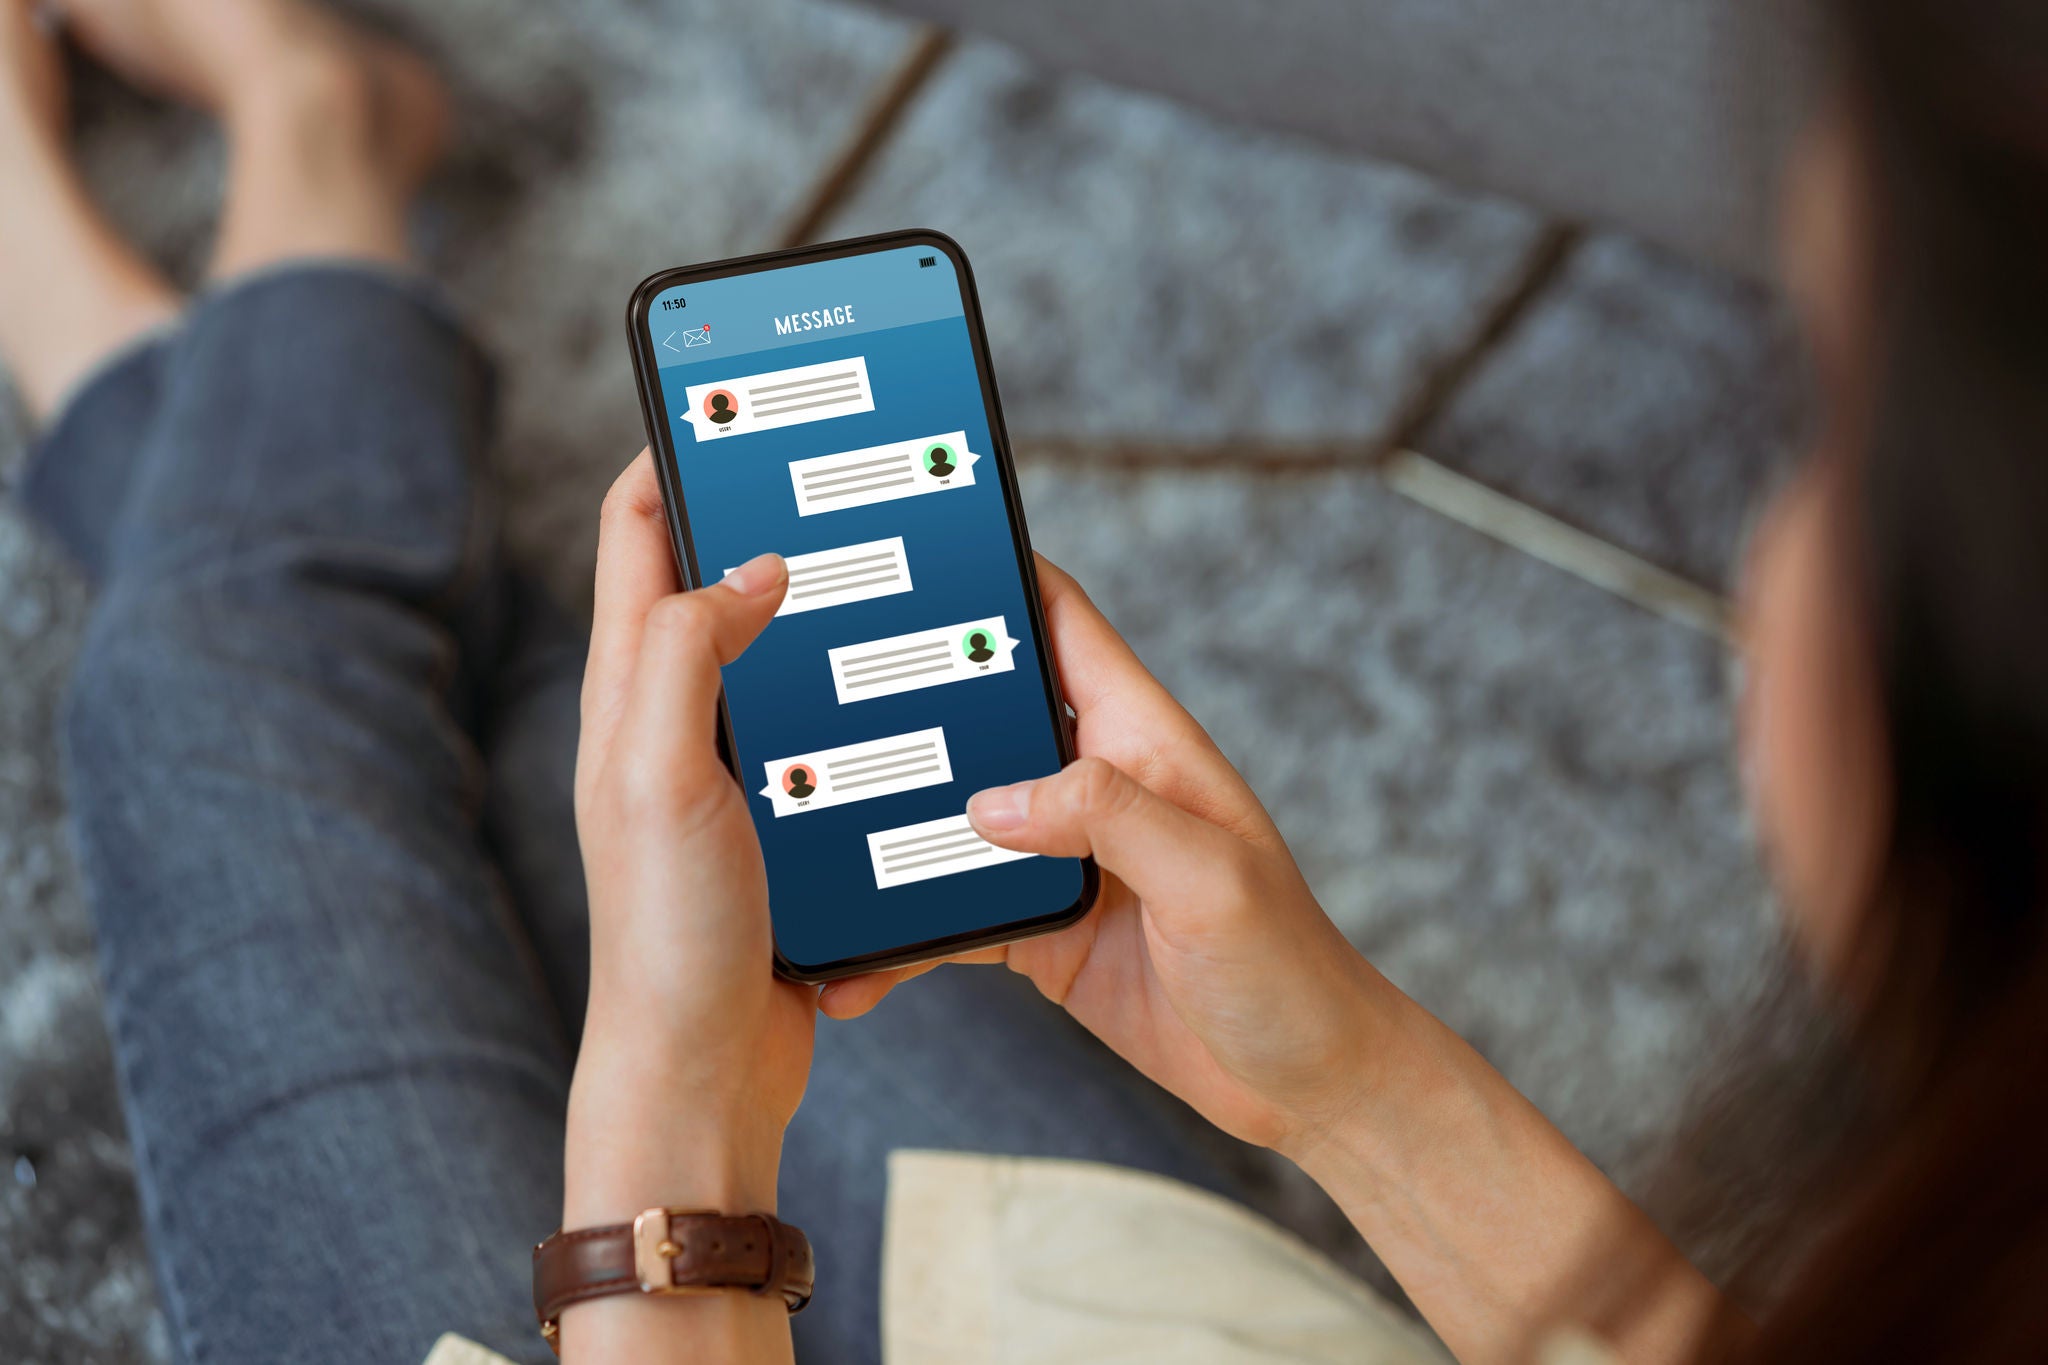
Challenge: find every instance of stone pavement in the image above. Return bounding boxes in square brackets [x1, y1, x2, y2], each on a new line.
[0, 2, 1794, 1357]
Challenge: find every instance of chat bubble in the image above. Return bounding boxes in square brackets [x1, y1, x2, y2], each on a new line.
[741, 536, 912, 617]
[758, 727, 952, 818]
[827, 615, 1021, 705]
[787, 431, 983, 516]
[867, 813, 1036, 888]
[682, 357, 875, 442]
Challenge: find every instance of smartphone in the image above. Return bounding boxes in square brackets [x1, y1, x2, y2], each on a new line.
[626, 230, 1097, 982]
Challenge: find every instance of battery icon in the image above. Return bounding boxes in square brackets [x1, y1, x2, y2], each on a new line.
[919, 256, 936, 268]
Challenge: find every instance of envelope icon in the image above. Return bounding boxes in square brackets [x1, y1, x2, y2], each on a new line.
[681, 325, 713, 347]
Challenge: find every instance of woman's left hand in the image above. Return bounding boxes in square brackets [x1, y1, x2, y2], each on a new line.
[565, 449, 810, 1226]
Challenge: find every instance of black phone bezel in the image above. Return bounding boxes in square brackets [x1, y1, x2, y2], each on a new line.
[625, 228, 1099, 984]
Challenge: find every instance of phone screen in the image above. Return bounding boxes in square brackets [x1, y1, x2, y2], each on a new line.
[635, 237, 1088, 976]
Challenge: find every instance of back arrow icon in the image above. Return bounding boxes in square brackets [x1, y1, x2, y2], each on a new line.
[661, 331, 682, 354]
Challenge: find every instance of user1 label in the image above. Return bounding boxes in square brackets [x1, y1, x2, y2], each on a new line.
[682, 356, 876, 442]
[759, 727, 952, 818]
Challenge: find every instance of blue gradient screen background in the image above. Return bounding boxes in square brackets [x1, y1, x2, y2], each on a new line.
[644, 244, 1083, 970]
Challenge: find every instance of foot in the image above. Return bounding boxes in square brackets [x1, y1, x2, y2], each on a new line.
[58, 0, 447, 189]
[0, 0, 67, 165]
[0, 0, 179, 420]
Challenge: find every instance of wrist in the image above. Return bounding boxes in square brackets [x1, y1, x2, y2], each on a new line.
[1267, 950, 1413, 1166]
[563, 1127, 781, 1227]
[1285, 983, 1494, 1194]
[564, 1042, 783, 1225]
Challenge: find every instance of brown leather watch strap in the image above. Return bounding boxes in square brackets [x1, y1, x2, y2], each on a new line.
[533, 1209, 813, 1349]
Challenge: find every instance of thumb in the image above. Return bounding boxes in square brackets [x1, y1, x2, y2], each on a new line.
[615, 552, 787, 779]
[966, 757, 1243, 908]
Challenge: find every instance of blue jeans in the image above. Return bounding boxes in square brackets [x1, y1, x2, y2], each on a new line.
[20, 266, 1273, 1365]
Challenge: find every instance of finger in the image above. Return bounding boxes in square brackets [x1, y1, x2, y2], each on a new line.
[816, 949, 1007, 1020]
[1034, 555, 1187, 721]
[613, 554, 788, 783]
[584, 452, 680, 755]
[1036, 557, 1274, 842]
[967, 756, 1245, 908]
[817, 962, 943, 1020]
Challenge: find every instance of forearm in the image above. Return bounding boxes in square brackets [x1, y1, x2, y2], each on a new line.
[558, 1041, 794, 1365]
[1296, 988, 1745, 1364]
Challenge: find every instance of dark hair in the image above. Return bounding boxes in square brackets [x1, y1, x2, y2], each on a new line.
[1737, 2, 2048, 1358]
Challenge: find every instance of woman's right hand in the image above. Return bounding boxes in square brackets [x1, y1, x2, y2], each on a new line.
[820, 557, 1396, 1159]
[825, 559, 1735, 1364]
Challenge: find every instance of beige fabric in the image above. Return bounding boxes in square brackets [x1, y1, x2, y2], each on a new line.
[422, 1152, 1622, 1365]
[881, 1149, 1450, 1365]
[1536, 1327, 1630, 1365]
[422, 1332, 520, 1365]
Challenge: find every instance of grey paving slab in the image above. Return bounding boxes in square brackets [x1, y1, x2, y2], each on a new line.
[1018, 461, 1778, 1177]
[1418, 233, 1806, 592]
[821, 40, 1545, 446]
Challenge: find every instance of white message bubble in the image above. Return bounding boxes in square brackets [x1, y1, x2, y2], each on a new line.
[827, 615, 1021, 705]
[868, 813, 1036, 888]
[758, 727, 952, 818]
[737, 537, 912, 617]
[682, 357, 875, 442]
[788, 430, 983, 516]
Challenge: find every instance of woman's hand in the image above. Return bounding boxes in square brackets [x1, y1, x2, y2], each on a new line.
[566, 450, 811, 1224]
[820, 560, 1737, 1364]
[819, 556, 1394, 1159]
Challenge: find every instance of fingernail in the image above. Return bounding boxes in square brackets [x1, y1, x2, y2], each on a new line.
[723, 553, 785, 596]
[967, 781, 1034, 831]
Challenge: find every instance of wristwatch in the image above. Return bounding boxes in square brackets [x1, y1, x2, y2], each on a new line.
[532, 1208, 814, 1350]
